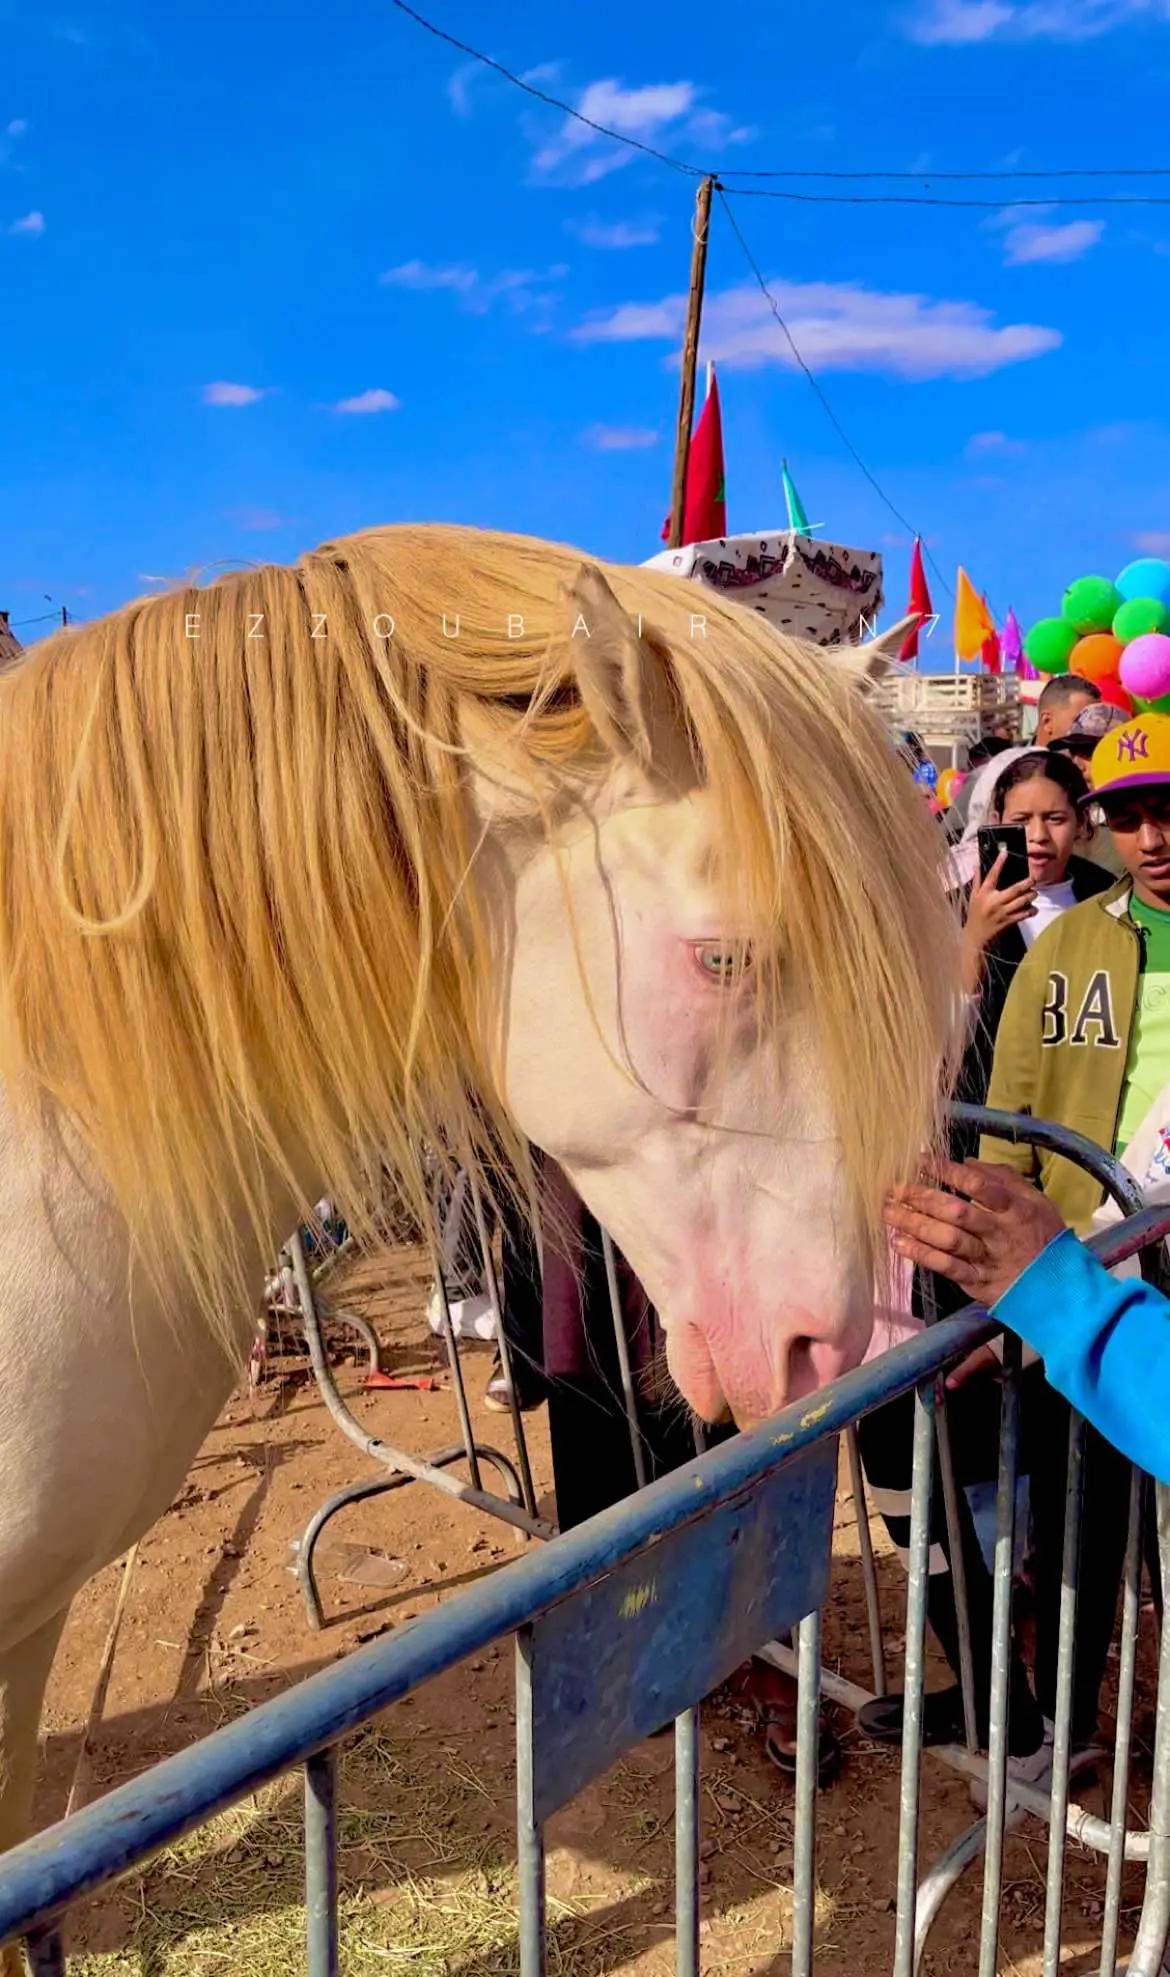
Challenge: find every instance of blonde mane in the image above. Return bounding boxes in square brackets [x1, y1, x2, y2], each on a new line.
[0, 523, 961, 1352]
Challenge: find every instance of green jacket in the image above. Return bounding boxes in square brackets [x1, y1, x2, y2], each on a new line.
[980, 879, 1141, 1231]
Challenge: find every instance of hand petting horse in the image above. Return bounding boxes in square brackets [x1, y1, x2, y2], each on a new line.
[0, 523, 961, 1889]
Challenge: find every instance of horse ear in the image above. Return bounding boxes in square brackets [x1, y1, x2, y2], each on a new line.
[838, 612, 923, 687]
[561, 562, 660, 772]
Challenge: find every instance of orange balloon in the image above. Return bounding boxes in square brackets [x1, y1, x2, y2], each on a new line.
[1069, 633, 1124, 683]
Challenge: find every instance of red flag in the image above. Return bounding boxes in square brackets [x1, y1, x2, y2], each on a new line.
[662, 367, 726, 546]
[899, 538, 932, 661]
[980, 598, 1002, 675]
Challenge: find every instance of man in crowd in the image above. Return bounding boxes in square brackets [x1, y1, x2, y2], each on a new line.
[1033, 672, 1101, 747]
[1049, 700, 1132, 877]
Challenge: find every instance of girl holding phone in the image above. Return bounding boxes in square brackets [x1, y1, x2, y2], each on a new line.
[959, 751, 1112, 1108]
[858, 749, 1119, 1776]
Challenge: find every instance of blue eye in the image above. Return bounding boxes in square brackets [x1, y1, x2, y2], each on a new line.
[695, 943, 752, 984]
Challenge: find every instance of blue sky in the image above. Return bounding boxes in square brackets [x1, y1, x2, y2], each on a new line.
[3, 0, 1170, 663]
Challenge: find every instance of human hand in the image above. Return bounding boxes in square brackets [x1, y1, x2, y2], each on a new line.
[943, 1343, 1002, 1390]
[883, 1159, 1066, 1308]
[965, 853, 1037, 950]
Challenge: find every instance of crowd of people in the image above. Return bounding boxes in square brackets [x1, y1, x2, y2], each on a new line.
[437, 667, 1170, 1795]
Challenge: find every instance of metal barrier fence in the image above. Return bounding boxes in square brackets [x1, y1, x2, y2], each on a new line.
[3, 1123, 1170, 1975]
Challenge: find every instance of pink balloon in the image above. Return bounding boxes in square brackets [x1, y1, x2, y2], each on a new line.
[1120, 632, 1170, 701]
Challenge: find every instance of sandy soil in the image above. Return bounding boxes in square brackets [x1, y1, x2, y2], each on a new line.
[30, 1243, 1158, 1976]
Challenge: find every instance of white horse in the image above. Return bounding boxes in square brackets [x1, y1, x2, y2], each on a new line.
[0, 525, 960, 1922]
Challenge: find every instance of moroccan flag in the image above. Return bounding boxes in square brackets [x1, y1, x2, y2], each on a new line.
[954, 566, 995, 662]
[662, 364, 726, 545]
[899, 537, 933, 661]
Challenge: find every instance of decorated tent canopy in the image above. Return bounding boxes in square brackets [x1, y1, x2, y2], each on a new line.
[643, 529, 884, 651]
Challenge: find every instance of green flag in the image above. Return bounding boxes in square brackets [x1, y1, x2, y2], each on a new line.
[781, 459, 810, 534]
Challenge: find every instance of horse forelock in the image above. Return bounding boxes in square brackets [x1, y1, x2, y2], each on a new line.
[0, 522, 962, 1350]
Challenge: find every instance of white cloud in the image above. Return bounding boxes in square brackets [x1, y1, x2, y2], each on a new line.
[1135, 531, 1170, 555]
[570, 215, 661, 249]
[448, 57, 560, 117]
[6, 119, 28, 137]
[446, 60, 482, 116]
[202, 381, 268, 406]
[380, 258, 565, 323]
[966, 429, 1028, 456]
[334, 388, 400, 415]
[231, 506, 287, 531]
[573, 278, 1060, 381]
[381, 260, 480, 298]
[8, 209, 43, 235]
[908, 0, 1170, 40]
[1001, 217, 1104, 264]
[582, 424, 660, 450]
[529, 77, 750, 185]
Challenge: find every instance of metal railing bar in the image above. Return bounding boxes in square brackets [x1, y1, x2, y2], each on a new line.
[1127, 1483, 1170, 1975]
[792, 1609, 822, 1977]
[933, 1386, 979, 1753]
[304, 1749, 338, 1977]
[515, 1625, 546, 1977]
[470, 1176, 540, 1519]
[763, 1646, 1152, 1860]
[949, 1105, 1148, 1218]
[5, 1204, 1170, 1948]
[977, 1338, 1021, 1977]
[1042, 1411, 1085, 1977]
[893, 1385, 935, 1977]
[844, 1425, 887, 1699]
[1099, 1469, 1145, 1977]
[675, 1708, 701, 1977]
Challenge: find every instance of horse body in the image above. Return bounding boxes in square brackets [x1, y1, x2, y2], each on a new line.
[0, 524, 961, 1898]
[0, 1092, 252, 1875]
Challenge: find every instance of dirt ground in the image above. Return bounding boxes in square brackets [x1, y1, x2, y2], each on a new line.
[33, 1242, 1158, 1976]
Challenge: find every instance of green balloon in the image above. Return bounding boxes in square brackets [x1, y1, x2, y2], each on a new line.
[1114, 596, 1170, 644]
[1025, 616, 1079, 674]
[1139, 694, 1170, 715]
[1062, 575, 1123, 634]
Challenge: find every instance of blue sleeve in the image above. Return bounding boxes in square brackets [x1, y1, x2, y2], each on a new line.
[993, 1228, 1170, 1482]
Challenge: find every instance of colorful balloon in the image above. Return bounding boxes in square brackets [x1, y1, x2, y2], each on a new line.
[1025, 616, 1079, 674]
[1137, 694, 1170, 715]
[937, 766, 961, 808]
[1116, 558, 1170, 607]
[1120, 632, 1170, 701]
[1113, 596, 1170, 645]
[1062, 575, 1122, 634]
[1099, 679, 1136, 715]
[1069, 633, 1124, 683]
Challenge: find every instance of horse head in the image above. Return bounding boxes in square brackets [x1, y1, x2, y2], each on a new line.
[0, 530, 961, 1428]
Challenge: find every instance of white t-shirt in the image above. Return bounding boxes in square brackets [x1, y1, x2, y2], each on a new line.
[1020, 877, 1076, 949]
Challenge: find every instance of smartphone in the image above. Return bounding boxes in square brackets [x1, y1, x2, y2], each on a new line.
[977, 823, 1031, 891]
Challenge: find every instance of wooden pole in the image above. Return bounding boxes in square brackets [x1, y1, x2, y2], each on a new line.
[667, 175, 715, 552]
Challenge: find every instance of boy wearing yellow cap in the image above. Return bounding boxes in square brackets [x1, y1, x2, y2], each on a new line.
[970, 712, 1170, 1773]
[983, 712, 1170, 1220]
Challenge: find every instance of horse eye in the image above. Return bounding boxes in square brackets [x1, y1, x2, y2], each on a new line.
[695, 942, 752, 985]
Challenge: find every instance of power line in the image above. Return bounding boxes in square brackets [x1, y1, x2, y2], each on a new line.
[722, 165, 1170, 182]
[389, 0, 1169, 195]
[715, 187, 953, 604]
[723, 186, 1170, 207]
[387, 0, 701, 177]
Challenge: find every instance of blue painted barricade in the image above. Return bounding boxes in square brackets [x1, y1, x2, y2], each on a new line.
[1, 1113, 1169, 1974]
